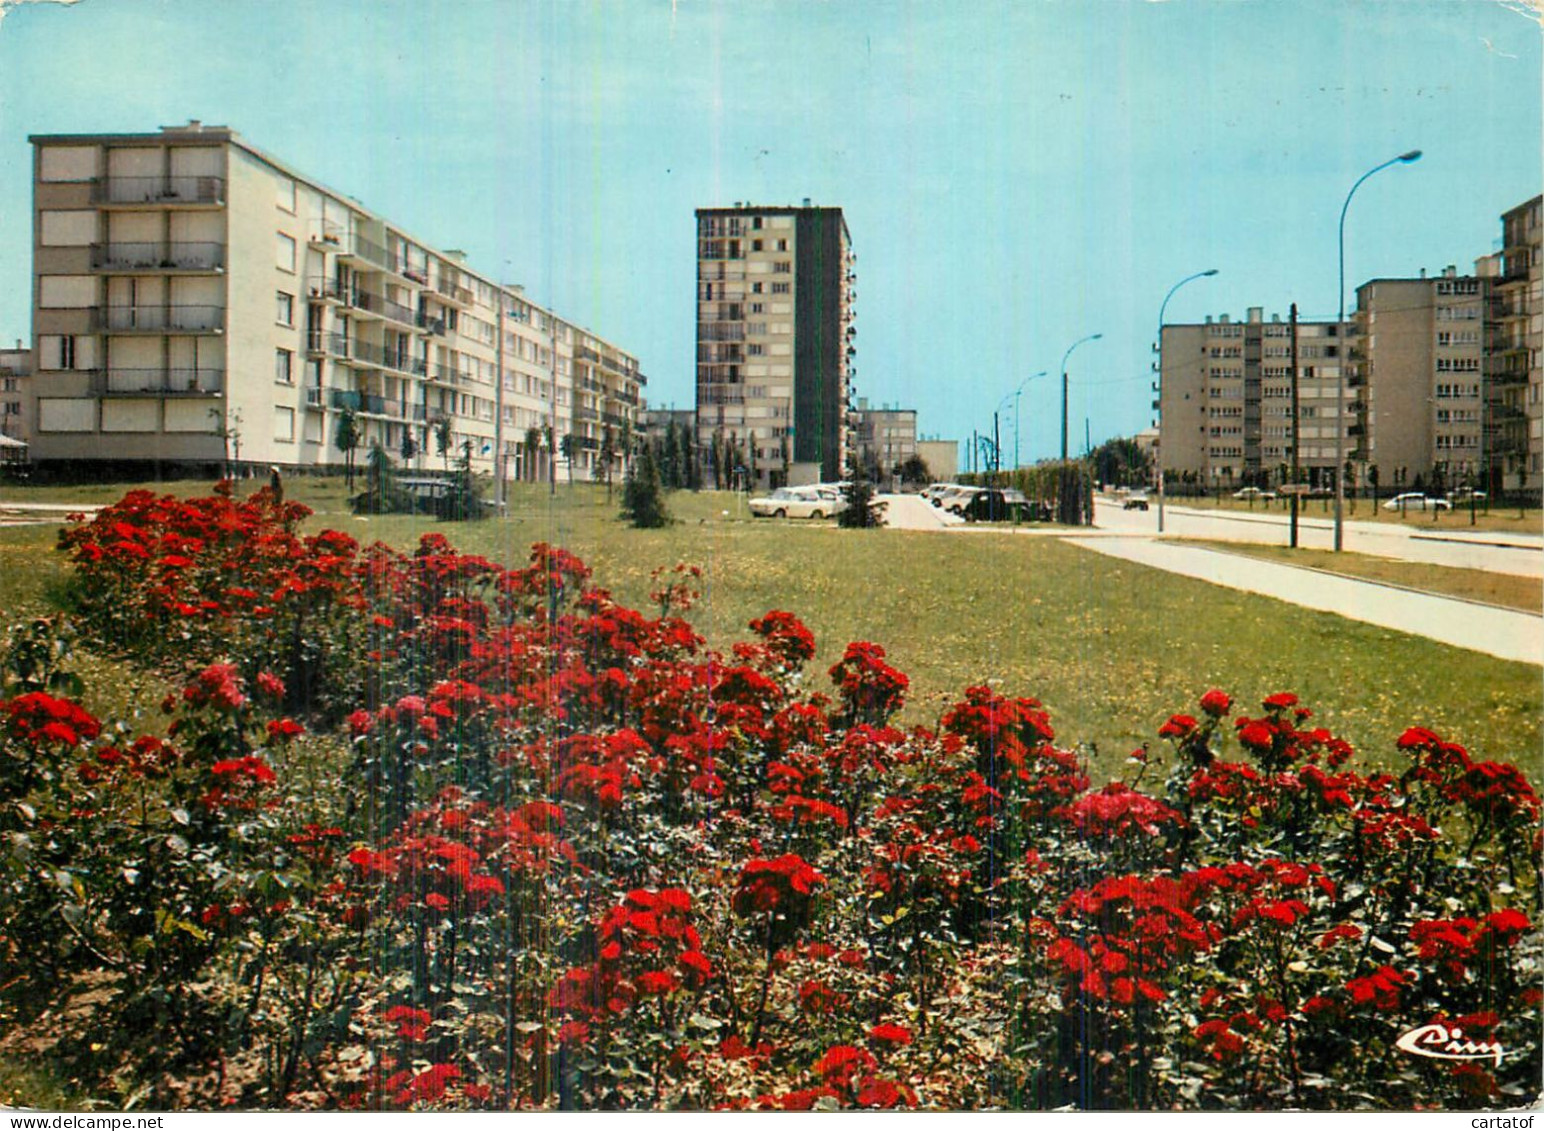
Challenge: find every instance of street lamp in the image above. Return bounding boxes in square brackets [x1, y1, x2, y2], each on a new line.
[1061, 334, 1102, 462]
[1334, 149, 1422, 551]
[1156, 269, 1219, 533]
[997, 370, 1048, 472]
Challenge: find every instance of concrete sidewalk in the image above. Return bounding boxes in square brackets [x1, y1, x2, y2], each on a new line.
[1066, 535, 1543, 666]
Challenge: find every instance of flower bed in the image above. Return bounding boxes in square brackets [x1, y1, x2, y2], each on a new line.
[0, 485, 1536, 1109]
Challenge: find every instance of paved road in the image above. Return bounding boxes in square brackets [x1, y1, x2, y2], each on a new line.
[879, 492, 962, 530]
[1067, 534, 1543, 666]
[1095, 499, 1543, 578]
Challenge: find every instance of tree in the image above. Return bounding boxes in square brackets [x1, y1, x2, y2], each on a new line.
[560, 433, 576, 486]
[598, 426, 618, 502]
[898, 454, 932, 486]
[441, 439, 487, 520]
[621, 442, 670, 528]
[1367, 463, 1380, 499]
[400, 427, 418, 466]
[523, 427, 542, 482]
[710, 431, 725, 490]
[686, 430, 703, 491]
[839, 458, 887, 528]
[432, 416, 453, 473]
[334, 406, 361, 490]
[662, 421, 682, 489]
[1089, 436, 1151, 489]
[352, 439, 414, 514]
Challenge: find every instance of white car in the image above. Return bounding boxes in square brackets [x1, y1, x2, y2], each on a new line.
[1383, 493, 1451, 512]
[1233, 486, 1277, 501]
[748, 486, 848, 519]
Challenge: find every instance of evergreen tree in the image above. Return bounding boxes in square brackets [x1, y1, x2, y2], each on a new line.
[523, 427, 542, 482]
[839, 457, 887, 528]
[334, 406, 361, 490]
[621, 442, 670, 528]
[433, 416, 453, 472]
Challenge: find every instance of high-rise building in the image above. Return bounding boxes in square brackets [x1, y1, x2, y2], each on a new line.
[694, 203, 855, 488]
[1158, 308, 1350, 489]
[1351, 269, 1486, 493]
[1485, 195, 1541, 492]
[28, 122, 644, 479]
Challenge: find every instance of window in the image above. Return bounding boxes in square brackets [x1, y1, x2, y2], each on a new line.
[771, 282, 791, 295]
[776, 239, 788, 251]
[275, 176, 296, 212]
[275, 348, 294, 384]
[276, 291, 294, 326]
[40, 211, 96, 246]
[751, 282, 763, 294]
[752, 239, 763, 252]
[274, 405, 295, 443]
[276, 233, 297, 272]
[773, 261, 792, 274]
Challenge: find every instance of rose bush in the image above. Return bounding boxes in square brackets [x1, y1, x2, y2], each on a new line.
[0, 485, 1534, 1109]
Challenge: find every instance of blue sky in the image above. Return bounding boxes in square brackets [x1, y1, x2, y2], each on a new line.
[0, 0, 1538, 466]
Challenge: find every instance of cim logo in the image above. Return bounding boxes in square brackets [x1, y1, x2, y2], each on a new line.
[1395, 1022, 1504, 1068]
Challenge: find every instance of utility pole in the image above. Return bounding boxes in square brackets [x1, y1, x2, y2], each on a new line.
[494, 292, 506, 508]
[1289, 302, 1300, 548]
[993, 412, 1001, 477]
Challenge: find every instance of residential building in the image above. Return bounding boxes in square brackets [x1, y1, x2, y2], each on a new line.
[1485, 195, 1541, 492]
[851, 400, 917, 488]
[695, 202, 855, 489]
[28, 122, 644, 480]
[1351, 268, 1487, 493]
[916, 439, 959, 483]
[1158, 308, 1351, 489]
[0, 340, 30, 447]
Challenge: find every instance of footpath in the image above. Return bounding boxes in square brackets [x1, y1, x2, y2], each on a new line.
[1066, 535, 1543, 666]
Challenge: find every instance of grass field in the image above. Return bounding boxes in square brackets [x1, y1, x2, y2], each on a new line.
[1187, 540, 1544, 614]
[3, 476, 1538, 777]
[1167, 492, 1544, 534]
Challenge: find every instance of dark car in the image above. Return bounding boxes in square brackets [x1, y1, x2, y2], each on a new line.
[1123, 492, 1151, 511]
[959, 488, 1020, 523]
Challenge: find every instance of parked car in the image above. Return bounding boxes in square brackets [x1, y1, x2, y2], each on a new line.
[924, 483, 969, 507]
[1383, 493, 1451, 512]
[1448, 488, 1488, 503]
[1233, 486, 1277, 501]
[748, 485, 848, 519]
[958, 488, 1020, 523]
[1123, 492, 1151, 511]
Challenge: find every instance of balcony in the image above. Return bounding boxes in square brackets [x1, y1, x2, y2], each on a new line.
[307, 330, 348, 357]
[428, 363, 468, 386]
[336, 234, 393, 273]
[417, 312, 447, 336]
[91, 241, 225, 272]
[94, 367, 224, 395]
[433, 277, 474, 306]
[99, 304, 224, 333]
[307, 277, 344, 302]
[347, 337, 427, 376]
[93, 175, 225, 207]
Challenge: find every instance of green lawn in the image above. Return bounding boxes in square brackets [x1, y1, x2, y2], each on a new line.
[1169, 492, 1543, 534]
[1187, 540, 1544, 615]
[3, 477, 1538, 776]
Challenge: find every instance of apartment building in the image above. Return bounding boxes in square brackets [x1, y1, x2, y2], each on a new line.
[1158, 308, 1351, 488]
[695, 202, 855, 489]
[1485, 195, 1541, 491]
[850, 400, 917, 488]
[1351, 269, 1487, 491]
[28, 123, 644, 480]
[0, 341, 30, 446]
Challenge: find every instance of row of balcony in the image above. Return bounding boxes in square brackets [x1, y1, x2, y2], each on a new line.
[305, 331, 428, 376]
[90, 241, 224, 271]
[325, 389, 433, 421]
[84, 367, 225, 396]
[306, 277, 448, 333]
[96, 304, 224, 333]
[307, 229, 475, 304]
[91, 176, 225, 206]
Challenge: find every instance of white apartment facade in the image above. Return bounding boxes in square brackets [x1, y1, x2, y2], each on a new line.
[29, 123, 643, 480]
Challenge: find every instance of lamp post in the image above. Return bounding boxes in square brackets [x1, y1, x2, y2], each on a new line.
[1335, 149, 1422, 551]
[1060, 333, 1102, 462]
[1155, 269, 1218, 532]
[997, 370, 1047, 473]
